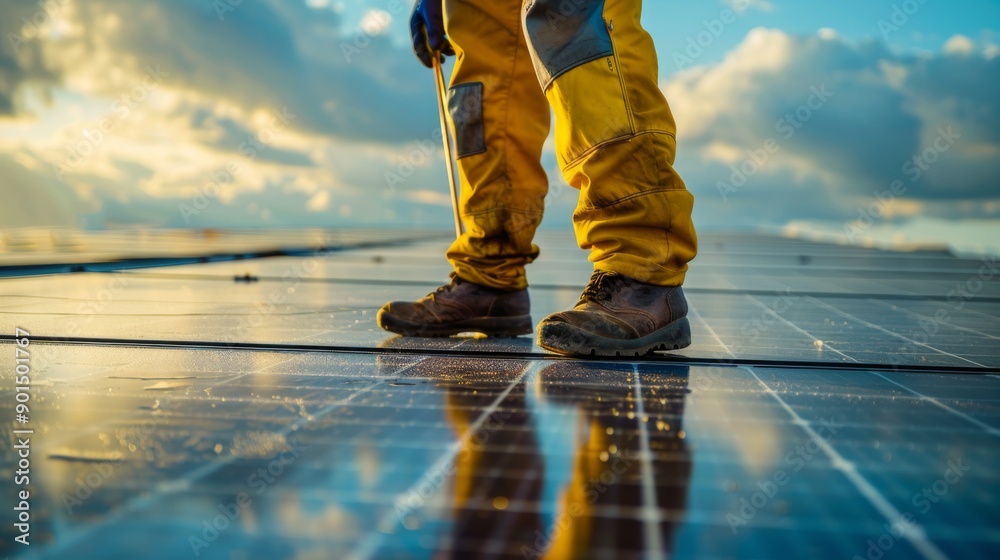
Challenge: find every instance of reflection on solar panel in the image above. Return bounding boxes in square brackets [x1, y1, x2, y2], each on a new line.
[1, 231, 998, 559]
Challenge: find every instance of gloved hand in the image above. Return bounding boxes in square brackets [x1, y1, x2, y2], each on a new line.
[409, 0, 454, 68]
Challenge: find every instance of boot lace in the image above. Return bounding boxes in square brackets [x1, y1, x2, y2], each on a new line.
[427, 273, 464, 300]
[580, 271, 623, 302]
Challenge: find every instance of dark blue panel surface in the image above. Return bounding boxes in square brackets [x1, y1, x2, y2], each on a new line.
[1, 231, 998, 559]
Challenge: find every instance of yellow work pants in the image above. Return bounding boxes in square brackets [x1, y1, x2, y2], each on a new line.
[443, 0, 697, 290]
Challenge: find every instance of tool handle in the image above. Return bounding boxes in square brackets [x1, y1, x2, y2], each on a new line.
[432, 54, 463, 239]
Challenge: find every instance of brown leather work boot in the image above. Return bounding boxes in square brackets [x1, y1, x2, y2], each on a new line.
[377, 274, 533, 337]
[536, 271, 691, 356]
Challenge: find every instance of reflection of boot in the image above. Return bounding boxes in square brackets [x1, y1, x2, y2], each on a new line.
[537, 271, 691, 357]
[377, 274, 532, 338]
[441, 379, 545, 559]
[535, 362, 693, 559]
[368, 351, 546, 559]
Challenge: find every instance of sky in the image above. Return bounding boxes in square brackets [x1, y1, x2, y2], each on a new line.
[1, 0, 998, 254]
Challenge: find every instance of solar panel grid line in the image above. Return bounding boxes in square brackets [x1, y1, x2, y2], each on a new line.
[742, 293, 858, 362]
[951, 301, 1000, 322]
[742, 367, 951, 560]
[804, 296, 988, 368]
[696, 264, 991, 276]
[854, 275, 929, 297]
[781, 267, 865, 296]
[685, 302, 734, 361]
[687, 298, 861, 371]
[104, 269, 1000, 305]
[867, 372, 1000, 437]
[209, 355, 300, 388]
[345, 361, 539, 560]
[718, 300, 996, 439]
[2, 309, 336, 319]
[632, 364, 668, 560]
[476, 437, 544, 559]
[25, 368, 388, 560]
[34, 333, 999, 374]
[866, 299, 1000, 342]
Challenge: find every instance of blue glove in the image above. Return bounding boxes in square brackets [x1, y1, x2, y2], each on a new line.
[409, 0, 454, 68]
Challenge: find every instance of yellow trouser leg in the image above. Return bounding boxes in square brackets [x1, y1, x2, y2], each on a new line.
[523, 0, 698, 286]
[443, 0, 552, 291]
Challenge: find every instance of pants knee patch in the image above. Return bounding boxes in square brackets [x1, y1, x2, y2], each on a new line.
[523, 0, 613, 89]
[448, 82, 487, 158]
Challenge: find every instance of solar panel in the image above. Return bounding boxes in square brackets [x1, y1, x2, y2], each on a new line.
[1, 231, 997, 559]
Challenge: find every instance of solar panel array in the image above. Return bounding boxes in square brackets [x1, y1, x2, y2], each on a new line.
[1, 231, 997, 559]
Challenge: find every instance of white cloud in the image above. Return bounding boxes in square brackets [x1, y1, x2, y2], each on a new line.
[40, 0, 438, 144]
[405, 189, 452, 207]
[943, 34, 975, 55]
[724, 0, 775, 14]
[663, 28, 1000, 232]
[306, 190, 330, 212]
[817, 28, 839, 40]
[358, 9, 392, 36]
[0, 0, 462, 229]
[2, 2, 997, 245]
[783, 217, 1000, 256]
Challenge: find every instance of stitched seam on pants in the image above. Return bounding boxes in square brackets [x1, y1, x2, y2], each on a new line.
[563, 129, 676, 170]
[605, 17, 635, 135]
[653, 128, 674, 261]
[463, 206, 545, 218]
[580, 187, 673, 211]
[498, 12, 519, 208]
[541, 50, 614, 91]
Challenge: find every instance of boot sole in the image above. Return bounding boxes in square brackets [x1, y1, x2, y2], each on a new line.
[377, 309, 533, 338]
[537, 317, 692, 357]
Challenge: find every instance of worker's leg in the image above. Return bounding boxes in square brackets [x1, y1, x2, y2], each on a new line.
[376, 1, 550, 338]
[523, 0, 697, 355]
[443, 0, 552, 291]
[522, 0, 697, 286]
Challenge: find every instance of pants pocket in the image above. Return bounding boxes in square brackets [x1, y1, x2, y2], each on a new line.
[545, 54, 633, 166]
[448, 82, 487, 158]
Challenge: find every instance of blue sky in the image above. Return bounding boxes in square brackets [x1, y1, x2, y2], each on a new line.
[330, 0, 1000, 73]
[1, 0, 998, 254]
[650, 0, 1000, 63]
